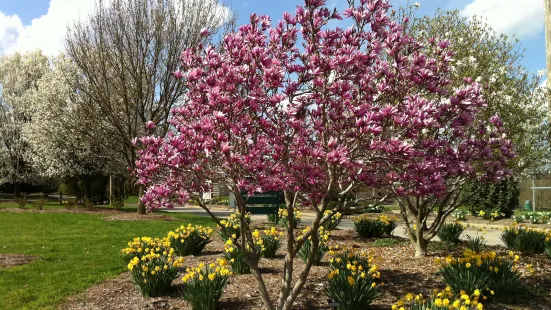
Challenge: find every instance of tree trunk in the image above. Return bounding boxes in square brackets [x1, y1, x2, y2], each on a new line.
[137, 184, 146, 215]
[414, 236, 428, 257]
[13, 182, 21, 198]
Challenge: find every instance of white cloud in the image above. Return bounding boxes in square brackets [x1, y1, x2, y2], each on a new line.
[0, 0, 100, 55]
[460, 0, 544, 39]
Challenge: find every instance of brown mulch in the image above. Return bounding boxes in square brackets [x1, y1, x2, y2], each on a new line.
[60, 227, 551, 310]
[0, 254, 36, 268]
[103, 213, 177, 221]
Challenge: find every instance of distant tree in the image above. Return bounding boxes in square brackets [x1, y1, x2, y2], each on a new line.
[65, 0, 230, 214]
[23, 55, 116, 199]
[0, 50, 50, 196]
[399, 8, 548, 175]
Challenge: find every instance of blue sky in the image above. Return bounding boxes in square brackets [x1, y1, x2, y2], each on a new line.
[0, 0, 545, 74]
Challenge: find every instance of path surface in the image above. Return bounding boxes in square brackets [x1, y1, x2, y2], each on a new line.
[161, 206, 505, 246]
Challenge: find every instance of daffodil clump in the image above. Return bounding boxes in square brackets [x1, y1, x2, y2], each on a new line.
[325, 246, 381, 309]
[354, 214, 397, 238]
[298, 226, 330, 265]
[252, 227, 284, 258]
[222, 238, 259, 274]
[500, 224, 551, 255]
[167, 224, 213, 256]
[217, 210, 252, 240]
[476, 209, 506, 221]
[321, 210, 343, 231]
[181, 259, 233, 310]
[125, 245, 184, 297]
[121, 236, 171, 263]
[435, 249, 525, 302]
[437, 222, 465, 244]
[392, 287, 484, 310]
[278, 208, 302, 229]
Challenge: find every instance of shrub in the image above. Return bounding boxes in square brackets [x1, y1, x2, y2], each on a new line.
[436, 249, 525, 302]
[452, 209, 468, 221]
[462, 177, 519, 220]
[125, 241, 184, 297]
[168, 224, 213, 256]
[253, 227, 283, 258]
[326, 246, 380, 309]
[362, 205, 384, 213]
[83, 199, 94, 209]
[298, 226, 330, 265]
[321, 210, 342, 231]
[437, 223, 464, 244]
[278, 208, 301, 229]
[465, 235, 486, 253]
[222, 238, 258, 274]
[64, 199, 77, 210]
[217, 211, 251, 240]
[31, 198, 47, 210]
[500, 225, 550, 255]
[112, 197, 125, 210]
[181, 259, 232, 310]
[15, 198, 27, 209]
[393, 288, 485, 310]
[354, 215, 396, 238]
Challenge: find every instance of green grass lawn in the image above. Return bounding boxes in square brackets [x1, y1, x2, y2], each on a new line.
[0, 211, 212, 310]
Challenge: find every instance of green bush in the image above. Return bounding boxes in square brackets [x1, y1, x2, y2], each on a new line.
[15, 198, 27, 209]
[437, 250, 524, 303]
[500, 226, 549, 255]
[452, 209, 468, 221]
[31, 198, 47, 210]
[181, 260, 232, 310]
[465, 235, 486, 253]
[462, 177, 519, 220]
[326, 247, 380, 309]
[546, 244, 551, 259]
[167, 224, 213, 256]
[354, 215, 397, 238]
[437, 223, 464, 244]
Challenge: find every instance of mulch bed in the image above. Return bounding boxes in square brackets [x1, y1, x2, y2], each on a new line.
[0, 254, 36, 268]
[60, 227, 551, 310]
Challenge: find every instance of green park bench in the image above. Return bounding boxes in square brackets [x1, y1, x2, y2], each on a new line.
[239, 191, 282, 224]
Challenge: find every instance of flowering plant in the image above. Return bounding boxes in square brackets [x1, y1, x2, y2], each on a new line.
[217, 211, 251, 240]
[325, 246, 380, 309]
[223, 238, 259, 274]
[500, 224, 551, 255]
[435, 249, 525, 302]
[298, 226, 330, 265]
[167, 224, 213, 256]
[392, 287, 484, 310]
[253, 227, 284, 258]
[126, 245, 184, 297]
[354, 215, 396, 238]
[321, 210, 342, 231]
[181, 259, 232, 310]
[278, 208, 301, 229]
[121, 236, 171, 263]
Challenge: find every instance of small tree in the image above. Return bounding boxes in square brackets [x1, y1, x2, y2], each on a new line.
[135, 0, 512, 308]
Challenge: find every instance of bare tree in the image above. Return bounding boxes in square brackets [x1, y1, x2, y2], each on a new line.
[65, 0, 229, 213]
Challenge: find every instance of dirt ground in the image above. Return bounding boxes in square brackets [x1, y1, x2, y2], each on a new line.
[61, 228, 551, 310]
[0, 253, 36, 268]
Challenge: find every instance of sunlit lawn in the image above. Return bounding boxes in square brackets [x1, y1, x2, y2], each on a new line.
[0, 210, 212, 309]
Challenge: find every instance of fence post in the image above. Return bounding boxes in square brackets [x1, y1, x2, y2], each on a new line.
[59, 191, 62, 205]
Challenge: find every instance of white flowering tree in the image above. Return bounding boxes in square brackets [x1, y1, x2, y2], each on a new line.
[22, 55, 118, 199]
[401, 9, 548, 174]
[0, 51, 50, 196]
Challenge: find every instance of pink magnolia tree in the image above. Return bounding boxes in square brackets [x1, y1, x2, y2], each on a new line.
[134, 0, 513, 308]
